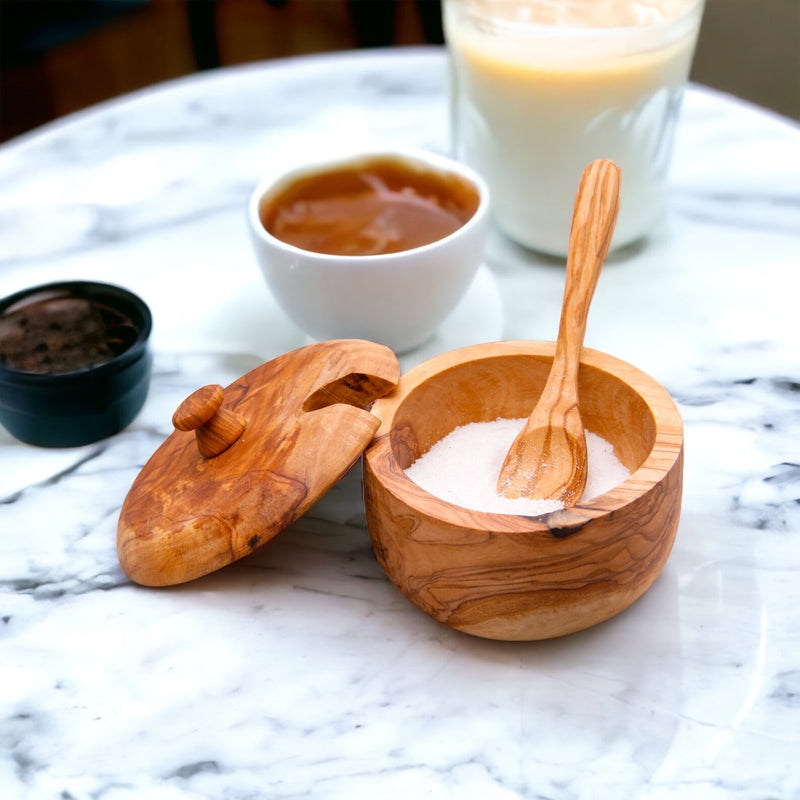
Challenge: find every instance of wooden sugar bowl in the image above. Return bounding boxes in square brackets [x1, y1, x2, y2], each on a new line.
[363, 340, 684, 641]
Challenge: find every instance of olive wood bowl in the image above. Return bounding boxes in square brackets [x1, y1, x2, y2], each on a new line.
[363, 341, 683, 641]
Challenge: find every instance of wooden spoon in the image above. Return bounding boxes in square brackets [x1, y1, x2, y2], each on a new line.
[497, 159, 621, 505]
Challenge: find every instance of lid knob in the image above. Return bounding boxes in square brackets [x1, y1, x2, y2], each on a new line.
[173, 384, 246, 458]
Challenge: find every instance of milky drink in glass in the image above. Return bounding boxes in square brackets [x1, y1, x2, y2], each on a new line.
[444, 0, 704, 256]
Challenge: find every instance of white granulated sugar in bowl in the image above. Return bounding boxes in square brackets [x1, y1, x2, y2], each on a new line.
[404, 417, 631, 515]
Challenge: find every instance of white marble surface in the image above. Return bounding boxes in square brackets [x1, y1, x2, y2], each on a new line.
[1, 48, 799, 799]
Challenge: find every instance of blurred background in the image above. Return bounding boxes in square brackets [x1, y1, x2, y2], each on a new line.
[1, 0, 798, 143]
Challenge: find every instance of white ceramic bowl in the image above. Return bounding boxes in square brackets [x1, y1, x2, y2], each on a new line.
[247, 148, 489, 354]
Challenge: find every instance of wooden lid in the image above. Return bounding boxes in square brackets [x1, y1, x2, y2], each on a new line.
[117, 339, 400, 586]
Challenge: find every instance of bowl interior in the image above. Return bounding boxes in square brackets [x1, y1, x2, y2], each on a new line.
[256, 152, 484, 257]
[0, 281, 151, 378]
[389, 352, 656, 477]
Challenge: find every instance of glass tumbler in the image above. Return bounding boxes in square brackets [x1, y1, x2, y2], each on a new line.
[444, 0, 705, 256]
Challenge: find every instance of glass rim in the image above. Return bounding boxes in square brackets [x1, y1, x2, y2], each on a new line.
[446, 0, 705, 40]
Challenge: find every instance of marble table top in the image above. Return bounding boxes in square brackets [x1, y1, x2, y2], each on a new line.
[1, 48, 798, 800]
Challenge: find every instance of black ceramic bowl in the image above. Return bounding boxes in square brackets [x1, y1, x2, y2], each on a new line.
[0, 281, 152, 447]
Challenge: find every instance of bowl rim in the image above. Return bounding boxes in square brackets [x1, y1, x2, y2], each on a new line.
[247, 146, 491, 263]
[366, 340, 684, 532]
[0, 279, 152, 383]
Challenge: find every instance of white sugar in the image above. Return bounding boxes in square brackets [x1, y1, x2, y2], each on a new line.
[404, 418, 631, 515]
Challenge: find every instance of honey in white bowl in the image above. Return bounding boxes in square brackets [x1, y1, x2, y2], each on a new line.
[248, 149, 490, 353]
[259, 155, 481, 256]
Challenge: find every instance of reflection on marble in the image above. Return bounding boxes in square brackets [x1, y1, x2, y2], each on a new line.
[1, 49, 799, 799]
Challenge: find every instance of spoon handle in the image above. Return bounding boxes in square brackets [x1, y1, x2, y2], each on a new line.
[552, 159, 621, 389]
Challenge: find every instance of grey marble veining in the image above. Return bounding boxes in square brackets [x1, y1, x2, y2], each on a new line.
[1, 48, 799, 800]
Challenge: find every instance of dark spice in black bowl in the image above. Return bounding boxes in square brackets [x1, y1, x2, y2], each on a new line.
[0, 281, 152, 447]
[0, 293, 139, 374]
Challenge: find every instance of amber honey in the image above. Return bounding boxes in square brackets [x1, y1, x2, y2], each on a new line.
[259, 155, 481, 256]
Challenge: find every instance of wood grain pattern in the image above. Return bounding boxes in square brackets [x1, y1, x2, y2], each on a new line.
[498, 160, 620, 504]
[118, 339, 399, 586]
[364, 341, 683, 641]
